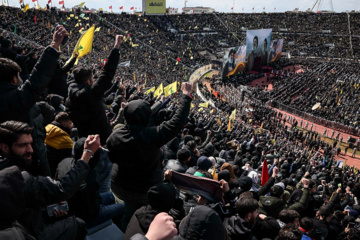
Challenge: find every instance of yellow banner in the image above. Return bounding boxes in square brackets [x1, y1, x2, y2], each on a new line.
[145, 0, 166, 14]
[145, 87, 155, 95]
[164, 81, 177, 97]
[68, 25, 95, 65]
[153, 83, 164, 98]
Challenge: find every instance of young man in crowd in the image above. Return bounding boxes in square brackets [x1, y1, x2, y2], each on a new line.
[0, 120, 101, 239]
[0, 25, 69, 176]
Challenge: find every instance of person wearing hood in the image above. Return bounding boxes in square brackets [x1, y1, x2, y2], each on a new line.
[124, 183, 177, 240]
[107, 82, 193, 231]
[45, 112, 74, 177]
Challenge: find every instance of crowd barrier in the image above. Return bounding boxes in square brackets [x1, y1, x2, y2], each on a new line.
[271, 101, 360, 136]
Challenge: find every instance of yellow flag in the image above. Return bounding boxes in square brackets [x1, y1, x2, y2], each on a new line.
[229, 109, 236, 120]
[153, 83, 164, 99]
[191, 103, 195, 108]
[95, 27, 101, 32]
[199, 102, 209, 108]
[210, 109, 214, 114]
[78, 2, 86, 7]
[75, 23, 79, 27]
[23, 4, 29, 13]
[227, 119, 232, 131]
[259, 122, 263, 133]
[211, 167, 216, 179]
[218, 115, 221, 126]
[133, 72, 136, 82]
[70, 14, 74, 17]
[99, 8, 103, 11]
[164, 81, 177, 97]
[68, 25, 95, 65]
[145, 87, 155, 95]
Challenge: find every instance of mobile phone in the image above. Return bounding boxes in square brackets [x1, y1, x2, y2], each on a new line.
[53, 23, 69, 45]
[47, 201, 69, 217]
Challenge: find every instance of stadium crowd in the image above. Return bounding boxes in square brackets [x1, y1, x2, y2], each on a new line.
[1, 5, 360, 240]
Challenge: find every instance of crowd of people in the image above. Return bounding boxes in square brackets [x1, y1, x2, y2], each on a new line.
[1, 5, 360, 240]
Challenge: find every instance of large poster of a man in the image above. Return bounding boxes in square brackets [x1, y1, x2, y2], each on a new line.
[269, 39, 284, 63]
[245, 29, 272, 72]
[222, 46, 246, 78]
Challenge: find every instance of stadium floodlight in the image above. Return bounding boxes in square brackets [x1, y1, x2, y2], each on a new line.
[311, 0, 334, 12]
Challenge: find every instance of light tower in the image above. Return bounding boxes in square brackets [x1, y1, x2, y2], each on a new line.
[311, 0, 334, 12]
[184, 0, 187, 8]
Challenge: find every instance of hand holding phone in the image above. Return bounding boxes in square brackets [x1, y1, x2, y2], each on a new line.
[47, 201, 69, 217]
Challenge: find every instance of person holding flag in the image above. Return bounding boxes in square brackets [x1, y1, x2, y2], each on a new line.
[66, 35, 123, 193]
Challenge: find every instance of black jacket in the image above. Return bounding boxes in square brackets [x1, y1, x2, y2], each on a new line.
[107, 94, 191, 194]
[0, 46, 60, 123]
[66, 48, 120, 145]
[175, 205, 225, 240]
[163, 159, 188, 174]
[0, 160, 90, 239]
[225, 216, 258, 240]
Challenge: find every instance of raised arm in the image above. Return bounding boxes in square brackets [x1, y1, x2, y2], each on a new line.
[154, 83, 193, 147]
[91, 35, 122, 98]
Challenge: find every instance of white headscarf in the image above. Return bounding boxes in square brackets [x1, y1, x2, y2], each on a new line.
[247, 170, 259, 192]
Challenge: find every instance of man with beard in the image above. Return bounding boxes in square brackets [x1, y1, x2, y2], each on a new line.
[246, 35, 258, 72]
[223, 49, 236, 78]
[0, 120, 101, 239]
[269, 40, 277, 62]
[225, 197, 259, 240]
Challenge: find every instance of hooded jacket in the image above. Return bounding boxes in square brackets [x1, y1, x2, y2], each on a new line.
[0, 159, 90, 239]
[45, 122, 73, 177]
[107, 94, 191, 195]
[66, 48, 119, 145]
[225, 215, 257, 240]
[175, 205, 225, 240]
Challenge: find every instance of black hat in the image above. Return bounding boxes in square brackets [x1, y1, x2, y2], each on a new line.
[197, 156, 213, 170]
